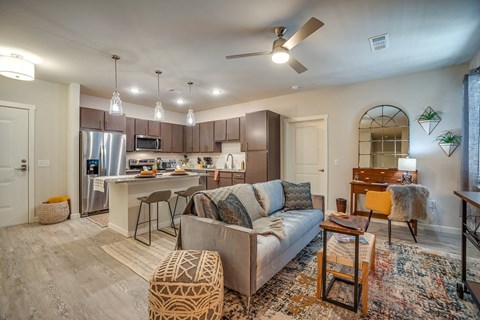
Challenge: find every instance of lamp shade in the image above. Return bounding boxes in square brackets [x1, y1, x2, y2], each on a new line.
[398, 158, 416, 171]
[0, 55, 35, 81]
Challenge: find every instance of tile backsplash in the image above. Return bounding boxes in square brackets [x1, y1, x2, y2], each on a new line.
[126, 141, 245, 170]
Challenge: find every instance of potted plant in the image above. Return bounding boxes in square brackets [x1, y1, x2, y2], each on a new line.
[436, 130, 461, 156]
[417, 106, 442, 135]
[180, 154, 190, 168]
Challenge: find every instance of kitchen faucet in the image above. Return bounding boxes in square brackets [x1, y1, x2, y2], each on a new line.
[225, 154, 235, 170]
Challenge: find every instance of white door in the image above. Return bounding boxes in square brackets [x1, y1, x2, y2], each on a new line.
[288, 119, 327, 198]
[0, 106, 29, 227]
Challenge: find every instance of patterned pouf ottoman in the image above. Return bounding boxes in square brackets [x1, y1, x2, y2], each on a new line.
[149, 250, 224, 320]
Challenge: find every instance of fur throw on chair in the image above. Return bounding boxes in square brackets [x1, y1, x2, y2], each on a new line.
[386, 184, 430, 222]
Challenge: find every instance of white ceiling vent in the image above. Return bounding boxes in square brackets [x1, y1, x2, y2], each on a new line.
[369, 33, 389, 52]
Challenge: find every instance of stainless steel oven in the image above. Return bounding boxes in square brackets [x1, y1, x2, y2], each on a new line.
[135, 135, 162, 151]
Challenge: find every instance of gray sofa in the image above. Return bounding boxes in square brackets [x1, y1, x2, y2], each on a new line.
[179, 179, 324, 298]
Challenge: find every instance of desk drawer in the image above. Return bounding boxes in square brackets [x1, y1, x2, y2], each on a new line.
[352, 184, 386, 193]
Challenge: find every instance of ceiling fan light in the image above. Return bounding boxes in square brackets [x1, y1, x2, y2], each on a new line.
[272, 50, 289, 64]
[154, 101, 165, 122]
[0, 54, 35, 81]
[186, 109, 196, 126]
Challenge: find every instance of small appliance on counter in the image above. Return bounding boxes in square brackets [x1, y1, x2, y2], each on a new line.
[129, 159, 156, 171]
[203, 157, 213, 168]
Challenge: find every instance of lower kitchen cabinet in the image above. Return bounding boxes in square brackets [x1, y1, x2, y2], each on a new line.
[219, 172, 233, 188]
[233, 172, 245, 185]
[206, 171, 245, 190]
[206, 172, 218, 190]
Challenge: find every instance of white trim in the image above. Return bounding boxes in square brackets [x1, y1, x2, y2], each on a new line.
[284, 115, 329, 209]
[0, 100, 36, 223]
[369, 218, 460, 235]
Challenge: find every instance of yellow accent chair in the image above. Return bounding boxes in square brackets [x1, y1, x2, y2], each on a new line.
[364, 190, 417, 245]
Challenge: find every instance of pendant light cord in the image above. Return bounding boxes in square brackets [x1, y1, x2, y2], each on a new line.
[188, 81, 193, 109]
[112, 55, 120, 92]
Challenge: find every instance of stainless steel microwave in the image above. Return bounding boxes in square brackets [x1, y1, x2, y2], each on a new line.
[135, 135, 162, 151]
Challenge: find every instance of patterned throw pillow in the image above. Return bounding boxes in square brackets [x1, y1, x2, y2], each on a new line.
[217, 193, 253, 229]
[282, 181, 313, 211]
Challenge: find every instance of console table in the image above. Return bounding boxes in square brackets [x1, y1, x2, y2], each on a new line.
[350, 168, 419, 234]
[454, 190, 480, 309]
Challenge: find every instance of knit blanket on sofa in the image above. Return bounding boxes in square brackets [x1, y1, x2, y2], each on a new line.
[386, 184, 430, 222]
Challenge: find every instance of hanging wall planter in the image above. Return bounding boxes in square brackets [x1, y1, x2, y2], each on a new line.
[436, 130, 461, 157]
[417, 106, 442, 135]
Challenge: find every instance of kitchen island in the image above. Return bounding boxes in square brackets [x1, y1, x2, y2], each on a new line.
[95, 172, 205, 237]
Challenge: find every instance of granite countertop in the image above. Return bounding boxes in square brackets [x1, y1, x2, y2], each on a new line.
[105, 172, 207, 184]
[126, 168, 245, 174]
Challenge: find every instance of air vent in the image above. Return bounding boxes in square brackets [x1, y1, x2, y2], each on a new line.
[369, 33, 389, 52]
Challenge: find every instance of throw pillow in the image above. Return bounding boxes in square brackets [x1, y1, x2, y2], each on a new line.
[217, 192, 253, 229]
[282, 181, 313, 211]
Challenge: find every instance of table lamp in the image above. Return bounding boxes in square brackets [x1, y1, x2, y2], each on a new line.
[398, 158, 416, 184]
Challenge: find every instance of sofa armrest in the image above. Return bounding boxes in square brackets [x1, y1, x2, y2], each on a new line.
[312, 194, 325, 213]
[180, 214, 258, 296]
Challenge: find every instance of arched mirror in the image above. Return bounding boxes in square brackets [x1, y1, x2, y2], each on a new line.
[358, 105, 409, 168]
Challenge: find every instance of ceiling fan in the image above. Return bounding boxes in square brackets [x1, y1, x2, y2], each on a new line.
[225, 17, 324, 74]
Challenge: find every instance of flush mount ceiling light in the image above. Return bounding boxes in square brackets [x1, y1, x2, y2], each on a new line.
[176, 98, 186, 105]
[153, 70, 165, 122]
[129, 88, 141, 94]
[0, 54, 35, 81]
[186, 81, 196, 127]
[211, 89, 223, 95]
[109, 55, 123, 116]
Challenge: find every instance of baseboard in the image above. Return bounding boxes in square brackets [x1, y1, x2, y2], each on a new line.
[369, 218, 460, 235]
[70, 213, 81, 220]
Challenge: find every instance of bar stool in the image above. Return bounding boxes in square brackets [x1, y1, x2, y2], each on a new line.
[173, 185, 205, 217]
[134, 190, 174, 246]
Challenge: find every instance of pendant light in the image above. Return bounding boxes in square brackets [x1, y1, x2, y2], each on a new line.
[153, 70, 165, 121]
[109, 55, 123, 116]
[186, 81, 196, 126]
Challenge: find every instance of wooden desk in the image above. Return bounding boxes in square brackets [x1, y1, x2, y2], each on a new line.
[350, 168, 419, 235]
[454, 190, 480, 309]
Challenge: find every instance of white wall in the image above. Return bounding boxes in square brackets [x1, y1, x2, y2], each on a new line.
[0, 77, 68, 214]
[469, 49, 480, 69]
[195, 64, 468, 231]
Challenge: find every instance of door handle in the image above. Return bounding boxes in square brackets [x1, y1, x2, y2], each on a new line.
[15, 164, 28, 172]
[318, 169, 325, 172]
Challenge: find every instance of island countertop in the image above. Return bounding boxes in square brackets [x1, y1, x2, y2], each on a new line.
[110, 172, 206, 184]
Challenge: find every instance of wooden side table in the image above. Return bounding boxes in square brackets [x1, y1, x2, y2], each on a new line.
[317, 216, 376, 315]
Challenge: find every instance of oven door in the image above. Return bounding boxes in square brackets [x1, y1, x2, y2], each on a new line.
[135, 135, 161, 151]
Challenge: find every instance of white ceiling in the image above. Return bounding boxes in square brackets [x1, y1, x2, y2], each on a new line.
[1, 0, 479, 112]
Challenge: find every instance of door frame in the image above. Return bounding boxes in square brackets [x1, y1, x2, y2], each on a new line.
[0, 100, 36, 223]
[284, 115, 328, 209]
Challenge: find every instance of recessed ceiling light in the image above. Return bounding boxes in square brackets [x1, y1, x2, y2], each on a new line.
[130, 88, 141, 94]
[211, 89, 223, 95]
[176, 98, 186, 105]
[291, 85, 299, 90]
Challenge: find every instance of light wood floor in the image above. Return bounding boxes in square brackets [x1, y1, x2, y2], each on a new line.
[0, 218, 476, 319]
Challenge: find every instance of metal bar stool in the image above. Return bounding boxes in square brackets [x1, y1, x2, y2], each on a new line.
[173, 185, 205, 218]
[134, 190, 174, 246]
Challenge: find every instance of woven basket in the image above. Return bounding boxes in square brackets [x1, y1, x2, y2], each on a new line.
[38, 201, 70, 224]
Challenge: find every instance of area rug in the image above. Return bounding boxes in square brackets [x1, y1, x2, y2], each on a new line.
[87, 213, 109, 228]
[102, 232, 480, 319]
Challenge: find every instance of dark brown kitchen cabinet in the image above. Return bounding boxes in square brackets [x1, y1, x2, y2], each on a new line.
[135, 119, 148, 135]
[161, 122, 173, 152]
[172, 124, 184, 153]
[80, 107, 105, 130]
[200, 121, 221, 153]
[104, 112, 126, 132]
[245, 110, 280, 184]
[219, 172, 233, 188]
[214, 120, 226, 141]
[148, 121, 161, 137]
[240, 116, 246, 152]
[206, 172, 218, 190]
[233, 172, 245, 185]
[226, 118, 240, 141]
[126, 117, 135, 152]
[184, 124, 200, 153]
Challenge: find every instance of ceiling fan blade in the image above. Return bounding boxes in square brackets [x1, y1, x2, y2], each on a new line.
[288, 57, 308, 74]
[225, 51, 272, 59]
[283, 17, 324, 50]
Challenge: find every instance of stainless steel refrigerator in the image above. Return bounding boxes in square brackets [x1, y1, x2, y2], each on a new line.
[80, 130, 126, 216]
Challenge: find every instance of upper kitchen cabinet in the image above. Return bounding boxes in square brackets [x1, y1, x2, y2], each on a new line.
[135, 119, 148, 136]
[148, 121, 161, 137]
[185, 124, 200, 153]
[161, 122, 173, 152]
[172, 124, 184, 153]
[104, 112, 126, 132]
[240, 116, 246, 152]
[80, 107, 105, 130]
[126, 117, 135, 152]
[214, 118, 240, 142]
[200, 121, 221, 153]
[245, 110, 280, 184]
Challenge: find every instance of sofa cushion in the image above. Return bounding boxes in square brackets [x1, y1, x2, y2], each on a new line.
[217, 193, 253, 229]
[253, 179, 285, 216]
[256, 209, 323, 273]
[230, 184, 266, 221]
[282, 181, 313, 211]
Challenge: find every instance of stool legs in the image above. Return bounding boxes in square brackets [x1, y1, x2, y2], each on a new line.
[365, 210, 373, 232]
[158, 200, 177, 237]
[134, 201, 152, 246]
[406, 221, 417, 243]
[388, 219, 392, 245]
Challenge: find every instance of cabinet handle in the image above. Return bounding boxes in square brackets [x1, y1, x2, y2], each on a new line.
[364, 188, 369, 192]
[99, 120, 102, 128]
[380, 171, 385, 174]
